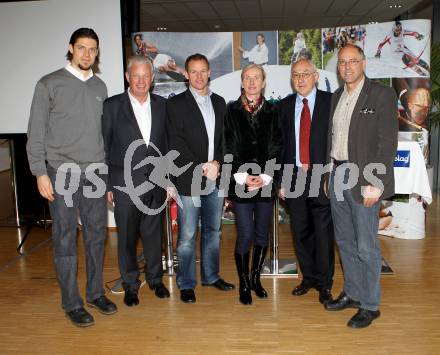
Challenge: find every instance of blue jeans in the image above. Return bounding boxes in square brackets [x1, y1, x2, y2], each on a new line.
[233, 201, 273, 254]
[329, 166, 381, 311]
[176, 187, 224, 290]
[47, 166, 107, 312]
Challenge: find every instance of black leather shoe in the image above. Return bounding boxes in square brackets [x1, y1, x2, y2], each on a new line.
[347, 308, 380, 328]
[292, 282, 314, 296]
[124, 289, 139, 307]
[204, 278, 235, 291]
[316, 288, 333, 305]
[180, 289, 196, 303]
[149, 283, 170, 299]
[325, 291, 360, 311]
[87, 295, 118, 315]
[66, 307, 94, 327]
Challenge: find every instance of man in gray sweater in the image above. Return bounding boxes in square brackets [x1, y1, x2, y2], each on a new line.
[26, 28, 117, 327]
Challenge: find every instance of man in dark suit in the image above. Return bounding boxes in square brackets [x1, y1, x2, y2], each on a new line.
[166, 53, 234, 303]
[324, 45, 398, 328]
[102, 55, 170, 307]
[278, 59, 334, 305]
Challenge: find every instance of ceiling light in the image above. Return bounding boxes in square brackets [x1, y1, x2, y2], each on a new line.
[156, 27, 167, 31]
[389, 4, 403, 9]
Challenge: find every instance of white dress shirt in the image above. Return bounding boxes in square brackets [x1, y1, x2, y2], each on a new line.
[189, 86, 215, 161]
[128, 89, 152, 146]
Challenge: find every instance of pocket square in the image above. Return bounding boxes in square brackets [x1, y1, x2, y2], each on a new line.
[359, 108, 375, 115]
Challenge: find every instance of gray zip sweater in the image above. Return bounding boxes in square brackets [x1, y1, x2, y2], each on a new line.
[27, 68, 108, 176]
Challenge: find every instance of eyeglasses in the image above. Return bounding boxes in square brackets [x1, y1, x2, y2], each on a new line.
[337, 59, 362, 67]
[291, 72, 316, 81]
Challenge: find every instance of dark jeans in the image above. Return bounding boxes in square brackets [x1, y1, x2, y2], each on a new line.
[176, 188, 224, 290]
[47, 166, 107, 312]
[233, 200, 273, 254]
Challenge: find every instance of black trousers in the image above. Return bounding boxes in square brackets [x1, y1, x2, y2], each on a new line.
[285, 193, 335, 288]
[113, 194, 165, 289]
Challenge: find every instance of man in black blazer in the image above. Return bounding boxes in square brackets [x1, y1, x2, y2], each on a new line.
[166, 53, 234, 303]
[278, 59, 334, 305]
[324, 45, 398, 328]
[102, 56, 170, 307]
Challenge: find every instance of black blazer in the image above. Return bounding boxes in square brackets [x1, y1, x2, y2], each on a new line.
[325, 78, 398, 203]
[166, 89, 226, 196]
[224, 98, 282, 201]
[102, 92, 167, 204]
[278, 89, 332, 195]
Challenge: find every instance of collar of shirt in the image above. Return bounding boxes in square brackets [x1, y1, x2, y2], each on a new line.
[295, 87, 317, 117]
[128, 88, 150, 108]
[65, 63, 93, 82]
[343, 77, 365, 97]
[189, 85, 212, 106]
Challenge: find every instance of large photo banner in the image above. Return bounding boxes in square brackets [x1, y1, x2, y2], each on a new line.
[131, 19, 432, 238]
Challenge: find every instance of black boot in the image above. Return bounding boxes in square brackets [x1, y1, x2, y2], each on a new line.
[234, 252, 252, 305]
[251, 245, 268, 298]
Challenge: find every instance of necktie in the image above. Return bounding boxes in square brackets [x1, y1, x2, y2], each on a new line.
[299, 98, 311, 170]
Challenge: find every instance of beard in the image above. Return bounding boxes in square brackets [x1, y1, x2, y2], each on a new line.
[78, 63, 92, 71]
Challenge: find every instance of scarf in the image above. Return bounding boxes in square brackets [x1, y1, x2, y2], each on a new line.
[241, 94, 264, 117]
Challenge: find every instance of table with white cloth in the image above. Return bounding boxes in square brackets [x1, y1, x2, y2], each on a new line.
[379, 140, 432, 239]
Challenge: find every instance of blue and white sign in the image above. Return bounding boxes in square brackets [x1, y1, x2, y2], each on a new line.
[394, 150, 410, 167]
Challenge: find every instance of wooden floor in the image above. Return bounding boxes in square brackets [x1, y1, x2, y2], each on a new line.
[0, 198, 439, 354]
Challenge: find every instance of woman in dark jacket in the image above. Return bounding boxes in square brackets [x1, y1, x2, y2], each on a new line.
[224, 64, 283, 305]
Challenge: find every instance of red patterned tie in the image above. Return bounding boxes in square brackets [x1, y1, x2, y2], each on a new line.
[299, 98, 311, 170]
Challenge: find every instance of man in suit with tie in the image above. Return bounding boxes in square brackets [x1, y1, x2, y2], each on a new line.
[166, 53, 234, 304]
[324, 45, 398, 328]
[102, 55, 170, 307]
[278, 59, 334, 305]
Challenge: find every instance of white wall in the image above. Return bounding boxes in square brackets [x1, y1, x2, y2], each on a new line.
[0, 0, 125, 134]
